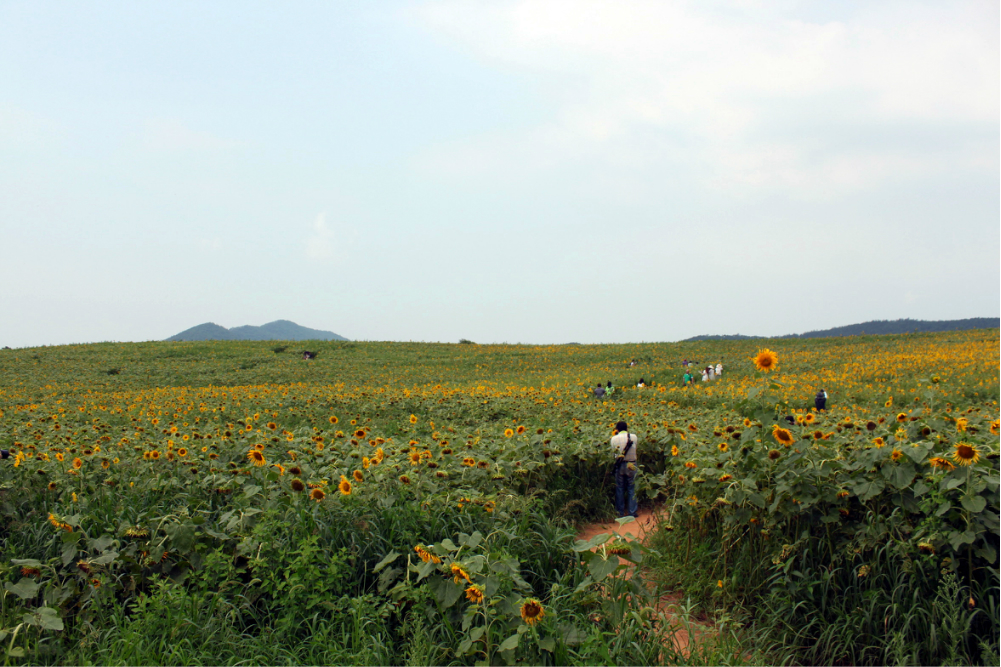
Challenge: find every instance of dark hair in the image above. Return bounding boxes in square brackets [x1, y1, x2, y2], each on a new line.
[607, 381, 612, 387]
[615, 421, 628, 432]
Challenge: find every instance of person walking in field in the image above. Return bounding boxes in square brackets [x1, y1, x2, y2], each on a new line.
[593, 383, 606, 399]
[708, 366, 716, 381]
[701, 368, 709, 382]
[815, 388, 828, 411]
[715, 362, 723, 377]
[610, 421, 638, 518]
[682, 370, 693, 386]
[605, 381, 614, 397]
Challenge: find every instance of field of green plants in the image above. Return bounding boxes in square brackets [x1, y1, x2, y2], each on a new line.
[1, 330, 998, 665]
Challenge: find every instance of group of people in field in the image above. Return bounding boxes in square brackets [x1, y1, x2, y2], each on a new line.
[681, 359, 723, 386]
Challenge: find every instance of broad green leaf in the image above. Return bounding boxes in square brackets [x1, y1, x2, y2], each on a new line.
[539, 636, 556, 652]
[469, 626, 486, 641]
[913, 480, 931, 497]
[588, 555, 620, 582]
[373, 551, 400, 573]
[5, 578, 40, 600]
[853, 479, 885, 502]
[440, 539, 458, 552]
[499, 633, 520, 651]
[961, 495, 987, 513]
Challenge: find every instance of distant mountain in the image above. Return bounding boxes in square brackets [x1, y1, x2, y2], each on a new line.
[682, 318, 999, 342]
[167, 320, 348, 342]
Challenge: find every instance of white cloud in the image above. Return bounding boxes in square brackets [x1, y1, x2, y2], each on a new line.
[410, 0, 998, 197]
[305, 212, 336, 261]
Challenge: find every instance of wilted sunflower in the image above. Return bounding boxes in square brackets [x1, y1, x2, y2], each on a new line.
[465, 584, 485, 604]
[477, 460, 490, 469]
[929, 456, 955, 471]
[451, 563, 471, 584]
[291, 478, 306, 492]
[338, 476, 352, 495]
[952, 442, 980, 466]
[753, 349, 778, 372]
[310, 488, 326, 502]
[767, 449, 781, 460]
[248, 450, 266, 466]
[719, 474, 733, 483]
[772, 426, 794, 446]
[399, 475, 411, 484]
[520, 598, 545, 626]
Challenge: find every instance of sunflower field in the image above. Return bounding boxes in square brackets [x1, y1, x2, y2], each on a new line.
[0, 330, 998, 665]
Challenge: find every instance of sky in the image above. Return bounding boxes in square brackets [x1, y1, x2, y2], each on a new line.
[1, 0, 998, 347]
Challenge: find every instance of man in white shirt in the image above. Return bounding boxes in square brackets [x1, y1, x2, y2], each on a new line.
[610, 421, 638, 517]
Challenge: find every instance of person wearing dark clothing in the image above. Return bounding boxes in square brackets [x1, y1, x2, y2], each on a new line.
[593, 384, 606, 399]
[0, 450, 9, 459]
[815, 389, 828, 411]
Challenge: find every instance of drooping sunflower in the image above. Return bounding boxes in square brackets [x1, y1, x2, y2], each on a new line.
[338, 476, 353, 495]
[772, 426, 795, 447]
[767, 449, 781, 460]
[520, 598, 545, 626]
[753, 349, 778, 372]
[929, 456, 955, 471]
[248, 450, 266, 466]
[719, 474, 733, 483]
[465, 584, 485, 604]
[516, 425, 526, 435]
[72, 457, 83, 469]
[291, 478, 306, 492]
[310, 488, 326, 502]
[399, 475, 411, 484]
[952, 442, 980, 466]
[451, 563, 471, 584]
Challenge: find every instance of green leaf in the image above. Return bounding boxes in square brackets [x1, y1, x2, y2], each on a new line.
[373, 551, 400, 573]
[961, 494, 987, 513]
[242, 484, 261, 499]
[539, 636, 556, 652]
[853, 479, 885, 502]
[61, 530, 83, 544]
[936, 501, 952, 517]
[588, 556, 620, 582]
[440, 539, 458, 552]
[35, 607, 64, 631]
[377, 567, 402, 593]
[457, 638, 472, 656]
[888, 464, 916, 490]
[442, 580, 464, 608]
[469, 626, 486, 641]
[467, 531, 484, 550]
[5, 578, 40, 600]
[11, 558, 43, 568]
[499, 633, 520, 651]
[913, 480, 931, 497]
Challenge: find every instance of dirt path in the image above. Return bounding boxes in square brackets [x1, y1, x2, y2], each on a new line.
[576, 507, 713, 657]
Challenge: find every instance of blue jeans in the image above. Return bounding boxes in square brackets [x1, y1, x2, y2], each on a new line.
[615, 465, 637, 517]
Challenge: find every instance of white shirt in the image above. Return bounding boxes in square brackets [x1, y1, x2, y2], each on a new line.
[610, 432, 638, 462]
[715, 364, 722, 375]
[701, 371, 708, 381]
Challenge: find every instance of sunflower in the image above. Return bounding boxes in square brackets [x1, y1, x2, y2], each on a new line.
[688, 423, 697, 432]
[354, 429, 366, 438]
[895, 413, 907, 423]
[177, 447, 187, 457]
[267, 422, 277, 430]
[408, 451, 422, 465]
[516, 425, 526, 434]
[414, 545, 441, 564]
[72, 457, 83, 469]
[719, 474, 733, 483]
[476, 460, 490, 469]
[352, 469, 364, 483]
[671, 445, 679, 456]
[47, 481, 57, 491]
[753, 349, 778, 372]
[885, 397, 893, 408]
[520, 598, 545, 626]
[918, 542, 935, 555]
[465, 584, 485, 604]
[872, 437, 885, 448]
[743, 418, 753, 428]
[929, 456, 955, 471]
[462, 457, 475, 467]
[338, 476, 353, 495]
[55, 452, 64, 462]
[409, 414, 418, 424]
[812, 430, 824, 440]
[990, 420, 999, 436]
[291, 478, 306, 492]
[952, 442, 980, 466]
[399, 475, 411, 484]
[803, 413, 816, 424]
[310, 488, 326, 502]
[504, 428, 514, 438]
[451, 563, 471, 584]
[890, 449, 903, 462]
[248, 450, 266, 466]
[772, 426, 795, 446]
[894, 428, 908, 443]
[329, 416, 339, 425]
[866, 421, 878, 431]
[767, 449, 781, 460]
[684, 461, 697, 469]
[718, 442, 728, 453]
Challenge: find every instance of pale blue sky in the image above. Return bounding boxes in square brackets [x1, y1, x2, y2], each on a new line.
[2, 1, 998, 347]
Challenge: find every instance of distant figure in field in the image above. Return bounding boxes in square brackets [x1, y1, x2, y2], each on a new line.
[593, 383, 606, 399]
[636, 378, 646, 388]
[610, 421, 638, 518]
[682, 370, 693, 386]
[708, 366, 716, 381]
[606, 381, 614, 397]
[682, 358, 689, 368]
[815, 389, 828, 411]
[629, 359, 637, 368]
[715, 362, 723, 377]
[701, 368, 709, 382]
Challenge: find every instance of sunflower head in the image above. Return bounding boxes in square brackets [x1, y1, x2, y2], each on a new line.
[310, 488, 326, 502]
[520, 598, 545, 626]
[353, 469, 364, 483]
[451, 563, 471, 584]
[248, 450, 266, 466]
[516, 425, 526, 434]
[718, 442, 728, 453]
[772, 426, 795, 447]
[753, 349, 778, 372]
[952, 442, 980, 466]
[928, 456, 956, 471]
[767, 449, 781, 460]
[503, 428, 514, 438]
[465, 584, 485, 604]
[671, 445, 679, 456]
[890, 449, 903, 462]
[338, 477, 352, 495]
[872, 437, 885, 448]
[291, 478, 306, 492]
